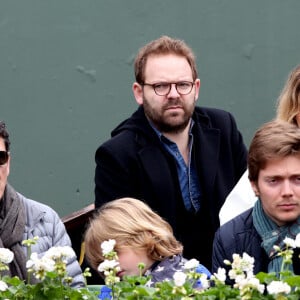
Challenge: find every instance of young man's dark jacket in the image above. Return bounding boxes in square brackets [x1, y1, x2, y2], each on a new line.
[95, 105, 247, 269]
[212, 208, 300, 284]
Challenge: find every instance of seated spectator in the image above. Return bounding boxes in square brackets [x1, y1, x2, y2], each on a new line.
[94, 35, 248, 270]
[0, 121, 84, 287]
[84, 197, 211, 286]
[213, 120, 300, 283]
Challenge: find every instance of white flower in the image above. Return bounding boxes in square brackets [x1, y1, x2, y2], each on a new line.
[295, 233, 300, 248]
[26, 252, 38, 269]
[26, 253, 55, 271]
[0, 248, 14, 264]
[44, 246, 75, 261]
[235, 276, 264, 294]
[173, 271, 187, 287]
[228, 269, 237, 280]
[230, 252, 254, 278]
[0, 280, 8, 291]
[101, 239, 116, 255]
[248, 277, 265, 294]
[184, 258, 199, 270]
[198, 273, 210, 290]
[283, 237, 296, 248]
[240, 253, 254, 272]
[232, 273, 246, 283]
[213, 267, 226, 283]
[267, 281, 291, 295]
[98, 259, 120, 273]
[26, 252, 56, 280]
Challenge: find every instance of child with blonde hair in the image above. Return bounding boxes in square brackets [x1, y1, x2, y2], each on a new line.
[85, 197, 210, 285]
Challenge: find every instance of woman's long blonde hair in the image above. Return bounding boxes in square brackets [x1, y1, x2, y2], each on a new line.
[276, 65, 300, 124]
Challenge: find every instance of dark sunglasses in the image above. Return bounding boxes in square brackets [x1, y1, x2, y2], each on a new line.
[0, 151, 9, 165]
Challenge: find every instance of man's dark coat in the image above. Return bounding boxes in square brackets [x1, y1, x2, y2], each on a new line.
[95, 106, 247, 269]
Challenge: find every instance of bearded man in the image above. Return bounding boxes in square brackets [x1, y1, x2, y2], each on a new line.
[94, 36, 247, 269]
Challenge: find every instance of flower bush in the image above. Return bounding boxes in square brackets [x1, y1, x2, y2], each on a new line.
[0, 237, 99, 300]
[97, 235, 300, 300]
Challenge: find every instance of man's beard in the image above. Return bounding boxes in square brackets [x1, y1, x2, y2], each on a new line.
[143, 98, 194, 133]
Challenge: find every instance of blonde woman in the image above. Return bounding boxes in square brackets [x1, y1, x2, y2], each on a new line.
[219, 65, 300, 225]
[85, 197, 210, 286]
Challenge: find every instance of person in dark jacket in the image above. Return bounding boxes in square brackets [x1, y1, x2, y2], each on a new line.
[212, 120, 300, 283]
[94, 35, 247, 269]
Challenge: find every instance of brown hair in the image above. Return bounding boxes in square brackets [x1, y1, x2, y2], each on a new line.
[248, 120, 300, 182]
[276, 65, 300, 124]
[84, 197, 183, 272]
[134, 35, 198, 84]
[0, 121, 10, 152]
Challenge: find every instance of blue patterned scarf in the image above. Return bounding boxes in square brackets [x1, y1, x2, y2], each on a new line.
[252, 199, 300, 273]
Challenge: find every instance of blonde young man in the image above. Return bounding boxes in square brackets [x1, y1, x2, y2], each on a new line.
[94, 36, 247, 269]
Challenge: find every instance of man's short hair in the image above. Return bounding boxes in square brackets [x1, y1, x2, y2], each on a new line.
[134, 35, 198, 84]
[248, 120, 300, 182]
[0, 121, 10, 152]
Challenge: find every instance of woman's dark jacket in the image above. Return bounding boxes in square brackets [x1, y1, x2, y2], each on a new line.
[95, 106, 247, 269]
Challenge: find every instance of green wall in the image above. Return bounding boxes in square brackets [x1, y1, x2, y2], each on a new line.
[1, 1, 300, 216]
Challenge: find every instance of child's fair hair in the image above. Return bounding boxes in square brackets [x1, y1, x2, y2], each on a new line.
[84, 197, 183, 271]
